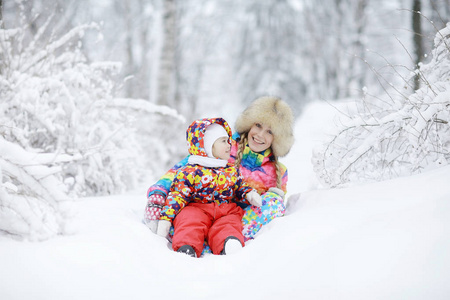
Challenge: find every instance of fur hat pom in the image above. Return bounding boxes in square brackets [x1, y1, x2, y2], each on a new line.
[235, 96, 294, 157]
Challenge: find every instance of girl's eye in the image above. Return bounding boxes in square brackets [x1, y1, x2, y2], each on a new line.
[267, 130, 273, 135]
[255, 123, 262, 128]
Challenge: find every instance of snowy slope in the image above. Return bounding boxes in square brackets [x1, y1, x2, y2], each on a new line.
[1, 101, 450, 300]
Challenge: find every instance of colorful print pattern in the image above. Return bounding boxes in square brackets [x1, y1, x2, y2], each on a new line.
[144, 194, 165, 221]
[242, 191, 286, 241]
[146, 133, 288, 200]
[186, 118, 232, 157]
[160, 162, 253, 221]
[229, 133, 288, 195]
[146, 157, 189, 199]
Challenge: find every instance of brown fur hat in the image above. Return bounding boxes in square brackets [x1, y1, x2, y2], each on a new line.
[235, 96, 294, 157]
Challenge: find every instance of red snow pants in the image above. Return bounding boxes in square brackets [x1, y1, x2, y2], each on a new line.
[172, 202, 245, 257]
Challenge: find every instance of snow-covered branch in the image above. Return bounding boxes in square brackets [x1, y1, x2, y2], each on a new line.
[108, 98, 185, 122]
[0, 18, 184, 240]
[313, 24, 450, 188]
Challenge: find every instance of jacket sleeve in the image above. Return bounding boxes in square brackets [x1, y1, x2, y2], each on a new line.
[159, 167, 195, 222]
[279, 162, 288, 193]
[146, 156, 189, 199]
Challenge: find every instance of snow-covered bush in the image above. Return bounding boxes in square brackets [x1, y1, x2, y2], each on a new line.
[312, 23, 450, 188]
[0, 20, 183, 240]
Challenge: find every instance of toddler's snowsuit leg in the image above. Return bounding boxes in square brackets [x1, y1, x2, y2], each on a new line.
[208, 203, 245, 255]
[172, 205, 212, 257]
[242, 191, 285, 241]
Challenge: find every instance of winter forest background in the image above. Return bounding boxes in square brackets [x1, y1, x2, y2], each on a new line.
[1, 0, 450, 241]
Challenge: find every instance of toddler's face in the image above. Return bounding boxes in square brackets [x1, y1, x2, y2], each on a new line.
[247, 123, 273, 153]
[212, 136, 231, 160]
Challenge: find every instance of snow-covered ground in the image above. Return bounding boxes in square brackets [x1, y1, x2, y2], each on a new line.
[1, 101, 449, 300]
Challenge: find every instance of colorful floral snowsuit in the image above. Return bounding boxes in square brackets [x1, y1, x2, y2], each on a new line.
[163, 163, 253, 257]
[145, 123, 288, 254]
[159, 118, 254, 257]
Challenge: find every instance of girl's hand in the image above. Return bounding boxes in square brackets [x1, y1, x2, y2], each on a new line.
[246, 190, 262, 207]
[144, 193, 165, 233]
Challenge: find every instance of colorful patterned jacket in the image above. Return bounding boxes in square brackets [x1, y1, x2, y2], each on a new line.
[159, 118, 254, 222]
[147, 130, 288, 209]
[228, 133, 288, 195]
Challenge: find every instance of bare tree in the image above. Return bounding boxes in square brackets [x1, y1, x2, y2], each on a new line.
[156, 0, 177, 106]
[233, 0, 306, 114]
[302, 0, 371, 102]
[0, 0, 3, 28]
[112, 0, 153, 100]
[412, 0, 424, 90]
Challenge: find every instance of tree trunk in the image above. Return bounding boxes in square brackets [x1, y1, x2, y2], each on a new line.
[412, 0, 423, 90]
[0, 0, 4, 28]
[157, 0, 177, 106]
[124, 0, 134, 98]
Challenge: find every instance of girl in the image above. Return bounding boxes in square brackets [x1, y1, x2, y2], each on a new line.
[145, 96, 294, 250]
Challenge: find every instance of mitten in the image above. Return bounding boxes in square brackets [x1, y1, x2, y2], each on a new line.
[144, 193, 166, 233]
[246, 190, 262, 207]
[156, 220, 172, 238]
[268, 187, 285, 199]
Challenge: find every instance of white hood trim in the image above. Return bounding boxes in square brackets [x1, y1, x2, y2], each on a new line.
[188, 155, 228, 168]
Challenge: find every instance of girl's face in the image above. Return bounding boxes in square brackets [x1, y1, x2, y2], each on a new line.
[248, 123, 274, 153]
[212, 136, 231, 160]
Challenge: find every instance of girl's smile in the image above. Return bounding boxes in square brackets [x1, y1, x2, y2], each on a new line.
[248, 123, 274, 153]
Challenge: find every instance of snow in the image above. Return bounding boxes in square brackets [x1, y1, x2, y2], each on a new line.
[1, 101, 450, 300]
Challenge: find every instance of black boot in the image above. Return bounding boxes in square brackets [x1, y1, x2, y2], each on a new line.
[177, 245, 197, 258]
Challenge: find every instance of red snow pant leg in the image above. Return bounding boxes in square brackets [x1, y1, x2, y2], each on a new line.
[172, 202, 245, 257]
[172, 205, 212, 257]
[207, 203, 245, 255]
